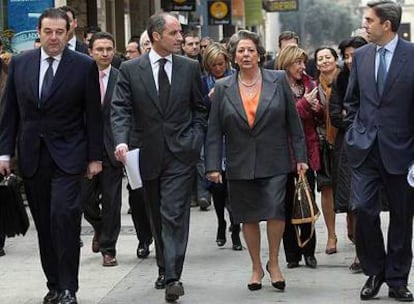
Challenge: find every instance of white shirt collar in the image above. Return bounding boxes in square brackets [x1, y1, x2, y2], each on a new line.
[40, 48, 62, 63]
[149, 49, 172, 65]
[67, 36, 77, 50]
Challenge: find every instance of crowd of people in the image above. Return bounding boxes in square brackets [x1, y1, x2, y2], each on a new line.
[0, 0, 413, 303]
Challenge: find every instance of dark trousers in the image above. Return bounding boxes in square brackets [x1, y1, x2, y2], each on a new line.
[0, 233, 5, 248]
[192, 146, 211, 203]
[80, 152, 123, 256]
[128, 186, 152, 245]
[283, 171, 317, 262]
[143, 149, 193, 283]
[24, 142, 82, 292]
[351, 142, 414, 287]
[209, 173, 240, 237]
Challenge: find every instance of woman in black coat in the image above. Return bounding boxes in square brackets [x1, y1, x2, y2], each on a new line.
[329, 36, 367, 273]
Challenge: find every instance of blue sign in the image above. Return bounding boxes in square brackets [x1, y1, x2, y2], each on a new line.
[8, 0, 54, 52]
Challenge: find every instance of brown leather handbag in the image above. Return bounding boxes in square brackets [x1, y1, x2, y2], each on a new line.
[291, 171, 320, 248]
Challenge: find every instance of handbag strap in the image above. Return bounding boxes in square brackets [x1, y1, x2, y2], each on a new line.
[295, 171, 317, 248]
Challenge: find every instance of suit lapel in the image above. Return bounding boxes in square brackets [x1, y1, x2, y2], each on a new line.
[383, 39, 408, 96]
[169, 55, 182, 111]
[43, 48, 74, 105]
[252, 70, 276, 129]
[103, 67, 117, 111]
[225, 73, 249, 125]
[138, 54, 162, 114]
[31, 49, 41, 106]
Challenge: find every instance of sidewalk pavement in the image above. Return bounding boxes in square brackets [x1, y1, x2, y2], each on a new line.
[0, 178, 408, 304]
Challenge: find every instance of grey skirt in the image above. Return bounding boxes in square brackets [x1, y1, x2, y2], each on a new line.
[228, 174, 287, 224]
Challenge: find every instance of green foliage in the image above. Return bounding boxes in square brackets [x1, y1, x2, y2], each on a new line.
[279, 0, 360, 51]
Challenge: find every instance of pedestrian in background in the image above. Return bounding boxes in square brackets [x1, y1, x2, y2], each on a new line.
[314, 46, 340, 255]
[201, 42, 242, 251]
[79, 31, 123, 267]
[111, 12, 208, 303]
[0, 8, 103, 304]
[329, 35, 367, 274]
[345, 1, 414, 301]
[205, 30, 307, 292]
[278, 44, 323, 269]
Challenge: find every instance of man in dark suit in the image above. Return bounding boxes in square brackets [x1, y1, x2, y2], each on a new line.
[59, 6, 89, 54]
[345, 1, 414, 301]
[0, 8, 103, 304]
[111, 12, 208, 303]
[79, 31, 123, 267]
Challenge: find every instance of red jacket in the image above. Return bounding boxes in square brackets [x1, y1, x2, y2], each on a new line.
[295, 74, 323, 171]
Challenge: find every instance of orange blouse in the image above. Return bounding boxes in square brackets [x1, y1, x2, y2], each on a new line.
[240, 83, 262, 128]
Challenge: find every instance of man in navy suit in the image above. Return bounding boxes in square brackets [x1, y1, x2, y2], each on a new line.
[0, 8, 103, 304]
[345, 1, 414, 301]
[79, 31, 123, 267]
[59, 6, 89, 55]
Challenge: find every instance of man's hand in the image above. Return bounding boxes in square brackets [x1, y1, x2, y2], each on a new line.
[206, 171, 222, 184]
[297, 162, 309, 175]
[86, 161, 102, 179]
[114, 145, 129, 165]
[0, 160, 11, 176]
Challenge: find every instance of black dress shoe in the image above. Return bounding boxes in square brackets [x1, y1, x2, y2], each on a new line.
[266, 262, 286, 291]
[43, 290, 59, 304]
[247, 282, 262, 291]
[137, 242, 150, 259]
[58, 290, 77, 304]
[389, 286, 413, 302]
[304, 255, 317, 269]
[165, 281, 184, 302]
[287, 261, 299, 269]
[360, 274, 385, 300]
[231, 230, 243, 251]
[155, 274, 165, 289]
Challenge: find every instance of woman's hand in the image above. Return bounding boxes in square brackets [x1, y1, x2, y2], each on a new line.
[297, 162, 309, 175]
[206, 171, 222, 184]
[304, 87, 319, 111]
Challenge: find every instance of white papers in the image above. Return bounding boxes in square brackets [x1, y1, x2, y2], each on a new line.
[125, 149, 142, 190]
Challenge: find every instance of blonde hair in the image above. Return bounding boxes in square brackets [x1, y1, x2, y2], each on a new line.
[0, 52, 12, 66]
[202, 42, 230, 73]
[277, 44, 308, 71]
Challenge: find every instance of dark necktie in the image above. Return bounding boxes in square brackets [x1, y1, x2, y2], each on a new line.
[377, 48, 387, 95]
[158, 58, 170, 112]
[40, 57, 54, 107]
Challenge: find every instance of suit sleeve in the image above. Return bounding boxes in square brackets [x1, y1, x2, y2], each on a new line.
[85, 61, 103, 161]
[205, 81, 224, 173]
[344, 57, 360, 127]
[282, 73, 307, 164]
[0, 57, 19, 156]
[111, 62, 133, 147]
[190, 61, 208, 148]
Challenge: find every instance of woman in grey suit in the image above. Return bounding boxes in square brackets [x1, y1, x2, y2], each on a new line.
[205, 30, 307, 292]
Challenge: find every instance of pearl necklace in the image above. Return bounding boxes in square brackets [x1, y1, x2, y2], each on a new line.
[238, 71, 261, 87]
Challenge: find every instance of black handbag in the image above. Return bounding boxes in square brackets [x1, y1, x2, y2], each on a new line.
[291, 172, 320, 248]
[316, 139, 334, 189]
[0, 174, 29, 237]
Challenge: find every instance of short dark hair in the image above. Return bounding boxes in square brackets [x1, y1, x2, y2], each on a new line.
[367, 0, 402, 32]
[128, 35, 140, 45]
[38, 8, 70, 32]
[338, 36, 367, 58]
[227, 30, 266, 70]
[84, 25, 102, 38]
[59, 5, 77, 19]
[147, 12, 177, 44]
[88, 32, 115, 49]
[314, 46, 338, 63]
[278, 31, 299, 48]
[182, 30, 199, 44]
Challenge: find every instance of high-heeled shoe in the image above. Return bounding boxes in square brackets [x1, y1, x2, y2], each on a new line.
[266, 262, 286, 291]
[216, 221, 226, 247]
[247, 270, 264, 291]
[231, 225, 242, 251]
[325, 235, 337, 255]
